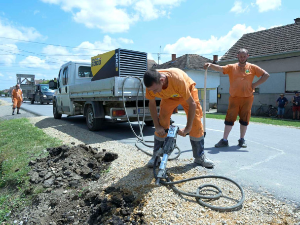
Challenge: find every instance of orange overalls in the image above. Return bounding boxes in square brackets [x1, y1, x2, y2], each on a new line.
[223, 63, 265, 126]
[12, 88, 23, 109]
[146, 68, 204, 139]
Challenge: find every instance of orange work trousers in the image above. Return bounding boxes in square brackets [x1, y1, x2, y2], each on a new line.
[225, 95, 254, 126]
[13, 98, 22, 109]
[155, 87, 204, 138]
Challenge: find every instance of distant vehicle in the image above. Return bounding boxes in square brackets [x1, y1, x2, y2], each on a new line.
[1, 94, 5, 97]
[31, 84, 55, 104]
[16, 74, 54, 104]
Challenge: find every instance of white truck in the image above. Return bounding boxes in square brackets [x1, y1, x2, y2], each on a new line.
[49, 48, 159, 131]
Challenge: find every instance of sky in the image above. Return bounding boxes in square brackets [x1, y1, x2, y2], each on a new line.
[0, 0, 299, 90]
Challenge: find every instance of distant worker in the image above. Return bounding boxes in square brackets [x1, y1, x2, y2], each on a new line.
[276, 94, 288, 118]
[11, 84, 23, 115]
[204, 48, 270, 148]
[143, 68, 214, 169]
[292, 91, 300, 120]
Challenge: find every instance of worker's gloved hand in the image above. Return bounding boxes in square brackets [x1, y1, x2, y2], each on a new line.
[155, 125, 166, 136]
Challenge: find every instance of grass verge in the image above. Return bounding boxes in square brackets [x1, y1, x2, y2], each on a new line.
[178, 112, 300, 128]
[0, 118, 62, 223]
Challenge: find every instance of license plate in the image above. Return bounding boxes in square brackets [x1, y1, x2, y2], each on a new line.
[138, 108, 149, 114]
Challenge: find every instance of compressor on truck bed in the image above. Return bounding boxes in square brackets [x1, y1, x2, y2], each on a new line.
[49, 48, 160, 131]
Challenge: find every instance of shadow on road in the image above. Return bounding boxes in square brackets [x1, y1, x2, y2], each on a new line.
[34, 116, 156, 145]
[205, 146, 248, 154]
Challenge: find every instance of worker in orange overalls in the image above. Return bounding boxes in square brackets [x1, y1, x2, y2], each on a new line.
[144, 68, 214, 168]
[204, 48, 270, 148]
[11, 84, 23, 115]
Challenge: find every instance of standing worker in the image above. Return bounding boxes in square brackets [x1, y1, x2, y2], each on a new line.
[204, 48, 270, 148]
[292, 91, 300, 120]
[276, 94, 288, 119]
[143, 68, 214, 169]
[11, 84, 23, 115]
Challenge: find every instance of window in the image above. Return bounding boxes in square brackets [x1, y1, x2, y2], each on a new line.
[286, 72, 300, 93]
[78, 66, 93, 78]
[63, 67, 68, 85]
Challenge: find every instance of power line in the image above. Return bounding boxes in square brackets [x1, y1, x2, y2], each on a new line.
[0, 36, 111, 51]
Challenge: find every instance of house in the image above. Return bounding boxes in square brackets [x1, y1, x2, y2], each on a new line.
[152, 54, 220, 110]
[218, 18, 300, 114]
[147, 59, 157, 70]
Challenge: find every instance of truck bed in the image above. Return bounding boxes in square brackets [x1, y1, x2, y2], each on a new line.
[69, 76, 146, 101]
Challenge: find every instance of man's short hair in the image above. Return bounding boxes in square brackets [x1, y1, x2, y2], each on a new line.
[237, 48, 249, 55]
[143, 69, 161, 87]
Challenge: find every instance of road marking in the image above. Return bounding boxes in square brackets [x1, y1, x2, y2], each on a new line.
[175, 123, 285, 172]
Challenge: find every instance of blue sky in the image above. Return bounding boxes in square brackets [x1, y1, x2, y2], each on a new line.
[0, 0, 299, 90]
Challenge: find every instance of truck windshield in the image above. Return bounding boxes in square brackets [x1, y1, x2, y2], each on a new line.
[40, 85, 54, 92]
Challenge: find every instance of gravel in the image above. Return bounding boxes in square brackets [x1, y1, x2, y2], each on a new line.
[1, 100, 300, 224]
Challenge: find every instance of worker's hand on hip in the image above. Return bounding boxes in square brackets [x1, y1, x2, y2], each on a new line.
[155, 126, 166, 136]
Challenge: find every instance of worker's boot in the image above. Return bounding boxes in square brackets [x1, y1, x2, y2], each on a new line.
[190, 138, 214, 168]
[147, 136, 164, 168]
[12, 108, 15, 115]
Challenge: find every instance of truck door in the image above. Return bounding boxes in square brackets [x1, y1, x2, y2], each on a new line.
[59, 65, 71, 113]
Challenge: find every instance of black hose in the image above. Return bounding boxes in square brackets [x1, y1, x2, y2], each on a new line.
[153, 157, 245, 212]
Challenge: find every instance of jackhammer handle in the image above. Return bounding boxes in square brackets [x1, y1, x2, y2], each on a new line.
[165, 129, 189, 135]
[155, 178, 161, 186]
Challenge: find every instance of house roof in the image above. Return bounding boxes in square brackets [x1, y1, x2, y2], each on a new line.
[220, 19, 300, 61]
[153, 54, 213, 70]
[147, 59, 157, 70]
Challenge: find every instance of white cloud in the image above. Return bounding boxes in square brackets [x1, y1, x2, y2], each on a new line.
[118, 37, 134, 44]
[163, 24, 256, 58]
[34, 10, 40, 15]
[256, 0, 281, 12]
[230, 1, 249, 14]
[0, 72, 4, 77]
[19, 56, 52, 69]
[0, 44, 19, 66]
[0, 18, 42, 43]
[40, 0, 184, 33]
[18, 35, 131, 70]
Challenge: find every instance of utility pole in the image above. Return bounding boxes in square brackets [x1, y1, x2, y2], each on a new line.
[158, 46, 161, 65]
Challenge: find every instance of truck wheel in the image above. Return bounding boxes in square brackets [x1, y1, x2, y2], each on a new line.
[145, 120, 154, 126]
[86, 105, 104, 131]
[40, 99, 44, 105]
[31, 99, 34, 104]
[53, 102, 62, 119]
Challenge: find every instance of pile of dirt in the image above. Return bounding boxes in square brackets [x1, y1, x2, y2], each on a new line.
[11, 144, 146, 225]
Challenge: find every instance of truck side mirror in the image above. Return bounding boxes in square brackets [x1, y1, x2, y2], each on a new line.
[49, 80, 57, 89]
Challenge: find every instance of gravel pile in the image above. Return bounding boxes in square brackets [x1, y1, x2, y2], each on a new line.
[27, 116, 300, 225]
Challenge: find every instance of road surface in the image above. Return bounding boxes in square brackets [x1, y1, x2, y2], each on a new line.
[1, 97, 299, 206]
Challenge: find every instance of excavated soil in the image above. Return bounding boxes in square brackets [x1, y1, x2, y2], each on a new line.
[11, 144, 146, 225]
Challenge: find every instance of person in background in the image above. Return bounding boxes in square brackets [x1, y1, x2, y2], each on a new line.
[292, 91, 300, 120]
[276, 94, 288, 119]
[11, 84, 23, 115]
[143, 68, 214, 169]
[203, 48, 270, 148]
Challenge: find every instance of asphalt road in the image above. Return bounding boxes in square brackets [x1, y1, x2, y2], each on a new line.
[1, 97, 299, 206]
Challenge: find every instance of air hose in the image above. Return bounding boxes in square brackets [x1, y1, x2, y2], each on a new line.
[122, 76, 245, 211]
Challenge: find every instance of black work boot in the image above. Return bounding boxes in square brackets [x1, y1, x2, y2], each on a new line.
[147, 136, 164, 168]
[190, 138, 214, 168]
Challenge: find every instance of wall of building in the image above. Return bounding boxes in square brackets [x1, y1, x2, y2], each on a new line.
[185, 69, 220, 105]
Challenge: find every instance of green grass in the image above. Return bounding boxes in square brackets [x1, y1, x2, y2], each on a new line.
[0, 118, 62, 223]
[178, 112, 300, 128]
